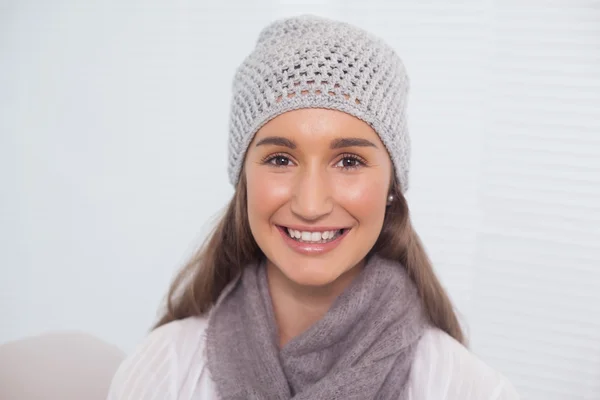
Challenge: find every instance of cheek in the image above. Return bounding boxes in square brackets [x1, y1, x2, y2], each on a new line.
[246, 168, 291, 223]
[333, 175, 388, 222]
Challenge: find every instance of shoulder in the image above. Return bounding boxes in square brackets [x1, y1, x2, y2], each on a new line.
[107, 316, 210, 400]
[409, 327, 520, 400]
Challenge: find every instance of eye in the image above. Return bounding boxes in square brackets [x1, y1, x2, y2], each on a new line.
[264, 154, 294, 167]
[335, 154, 366, 169]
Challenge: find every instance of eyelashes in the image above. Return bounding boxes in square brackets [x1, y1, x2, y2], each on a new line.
[335, 153, 367, 169]
[261, 153, 368, 170]
[261, 153, 294, 167]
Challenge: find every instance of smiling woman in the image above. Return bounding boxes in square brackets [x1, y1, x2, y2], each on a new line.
[107, 14, 519, 400]
[246, 109, 392, 290]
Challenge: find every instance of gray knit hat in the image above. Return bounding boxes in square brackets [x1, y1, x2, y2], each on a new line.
[228, 14, 411, 192]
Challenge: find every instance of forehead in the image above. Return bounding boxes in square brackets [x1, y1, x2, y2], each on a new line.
[253, 108, 382, 145]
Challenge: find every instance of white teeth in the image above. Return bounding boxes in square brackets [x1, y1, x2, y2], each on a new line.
[287, 228, 301, 239]
[285, 228, 342, 243]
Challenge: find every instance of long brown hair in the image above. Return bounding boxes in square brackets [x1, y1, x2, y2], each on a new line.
[154, 172, 465, 345]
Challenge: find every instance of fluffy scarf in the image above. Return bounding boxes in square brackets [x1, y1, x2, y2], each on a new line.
[206, 255, 428, 400]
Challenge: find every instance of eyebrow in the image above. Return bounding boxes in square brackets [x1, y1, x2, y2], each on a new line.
[254, 136, 378, 150]
[330, 137, 378, 149]
[255, 136, 297, 149]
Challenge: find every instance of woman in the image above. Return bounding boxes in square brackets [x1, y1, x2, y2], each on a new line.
[108, 15, 519, 400]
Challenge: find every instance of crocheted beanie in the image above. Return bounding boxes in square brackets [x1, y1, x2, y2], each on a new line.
[227, 14, 411, 192]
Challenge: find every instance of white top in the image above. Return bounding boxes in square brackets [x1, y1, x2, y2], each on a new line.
[107, 316, 520, 400]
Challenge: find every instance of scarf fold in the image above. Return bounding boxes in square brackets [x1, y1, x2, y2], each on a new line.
[206, 255, 428, 400]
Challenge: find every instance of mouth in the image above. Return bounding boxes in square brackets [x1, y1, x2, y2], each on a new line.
[282, 227, 347, 243]
[276, 225, 351, 255]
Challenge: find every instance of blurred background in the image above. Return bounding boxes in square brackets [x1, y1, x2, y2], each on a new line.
[1, 0, 599, 398]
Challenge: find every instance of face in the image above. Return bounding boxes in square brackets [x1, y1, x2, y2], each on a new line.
[244, 108, 393, 287]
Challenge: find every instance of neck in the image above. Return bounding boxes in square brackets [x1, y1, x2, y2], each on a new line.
[266, 259, 365, 347]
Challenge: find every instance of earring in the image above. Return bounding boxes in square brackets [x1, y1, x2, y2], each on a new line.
[387, 194, 394, 205]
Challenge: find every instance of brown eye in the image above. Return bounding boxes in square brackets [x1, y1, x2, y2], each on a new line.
[335, 155, 364, 169]
[341, 157, 359, 168]
[267, 155, 292, 167]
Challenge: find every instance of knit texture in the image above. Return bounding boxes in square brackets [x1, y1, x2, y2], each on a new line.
[206, 255, 428, 400]
[227, 15, 412, 192]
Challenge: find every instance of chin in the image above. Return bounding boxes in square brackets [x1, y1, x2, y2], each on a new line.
[274, 254, 356, 288]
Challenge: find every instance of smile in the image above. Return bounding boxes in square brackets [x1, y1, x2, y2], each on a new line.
[284, 228, 345, 243]
[276, 225, 351, 255]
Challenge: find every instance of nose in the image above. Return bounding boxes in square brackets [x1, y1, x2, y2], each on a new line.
[290, 167, 333, 221]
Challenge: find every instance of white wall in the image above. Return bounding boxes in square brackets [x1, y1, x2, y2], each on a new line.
[2, 1, 599, 398]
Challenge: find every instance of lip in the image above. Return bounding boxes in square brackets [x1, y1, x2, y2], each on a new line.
[282, 224, 349, 232]
[276, 225, 350, 256]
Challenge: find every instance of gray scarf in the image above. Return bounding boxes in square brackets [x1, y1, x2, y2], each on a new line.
[206, 255, 428, 400]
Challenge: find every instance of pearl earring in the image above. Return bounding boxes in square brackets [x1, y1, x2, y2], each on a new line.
[387, 194, 394, 205]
